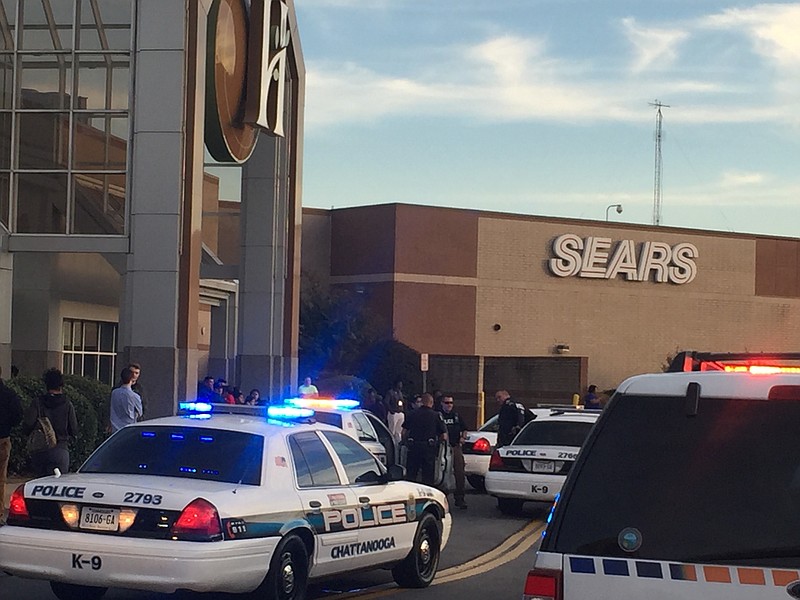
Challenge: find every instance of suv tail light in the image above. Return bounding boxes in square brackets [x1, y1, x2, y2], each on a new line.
[472, 437, 492, 454]
[170, 498, 222, 541]
[489, 450, 504, 471]
[8, 485, 29, 521]
[523, 567, 562, 600]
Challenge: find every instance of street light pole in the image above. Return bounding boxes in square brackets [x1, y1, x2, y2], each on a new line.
[605, 204, 623, 221]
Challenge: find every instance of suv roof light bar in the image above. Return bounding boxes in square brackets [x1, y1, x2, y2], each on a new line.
[668, 351, 800, 373]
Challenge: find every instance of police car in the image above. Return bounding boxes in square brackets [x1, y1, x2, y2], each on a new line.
[463, 407, 546, 491]
[289, 398, 398, 467]
[484, 408, 598, 514]
[0, 403, 451, 600]
[526, 352, 800, 600]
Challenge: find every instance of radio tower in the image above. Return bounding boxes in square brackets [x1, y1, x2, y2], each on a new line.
[650, 99, 669, 226]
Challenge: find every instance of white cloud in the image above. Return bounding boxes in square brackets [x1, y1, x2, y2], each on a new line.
[620, 17, 689, 73]
[720, 170, 766, 187]
[701, 4, 800, 68]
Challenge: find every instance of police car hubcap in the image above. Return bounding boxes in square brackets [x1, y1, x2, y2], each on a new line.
[281, 559, 295, 593]
[419, 538, 431, 565]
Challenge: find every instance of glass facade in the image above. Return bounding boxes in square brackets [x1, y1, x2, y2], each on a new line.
[0, 0, 132, 234]
[62, 317, 118, 385]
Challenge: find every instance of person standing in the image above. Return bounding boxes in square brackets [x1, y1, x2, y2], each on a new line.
[0, 366, 23, 523]
[362, 388, 387, 424]
[298, 376, 319, 398]
[109, 367, 143, 434]
[402, 393, 447, 486]
[582, 384, 602, 410]
[495, 389, 523, 448]
[440, 395, 468, 509]
[245, 389, 262, 405]
[23, 369, 78, 477]
[128, 362, 146, 418]
[385, 379, 405, 442]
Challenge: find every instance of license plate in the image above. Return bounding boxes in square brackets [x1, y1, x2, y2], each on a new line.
[80, 507, 119, 531]
[532, 460, 555, 473]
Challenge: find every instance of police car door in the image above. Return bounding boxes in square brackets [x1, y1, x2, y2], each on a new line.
[320, 431, 414, 569]
[352, 411, 387, 465]
[287, 431, 361, 577]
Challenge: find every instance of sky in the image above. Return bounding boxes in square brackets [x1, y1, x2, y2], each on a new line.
[292, 0, 800, 237]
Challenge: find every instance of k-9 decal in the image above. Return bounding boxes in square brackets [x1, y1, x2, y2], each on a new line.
[72, 554, 102, 570]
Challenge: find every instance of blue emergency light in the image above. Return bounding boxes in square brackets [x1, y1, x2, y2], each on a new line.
[267, 405, 315, 420]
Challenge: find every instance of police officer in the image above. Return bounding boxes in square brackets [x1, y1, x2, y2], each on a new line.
[440, 395, 468, 509]
[402, 392, 447, 486]
[495, 389, 523, 448]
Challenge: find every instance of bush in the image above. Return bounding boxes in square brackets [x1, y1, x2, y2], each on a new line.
[7, 375, 111, 476]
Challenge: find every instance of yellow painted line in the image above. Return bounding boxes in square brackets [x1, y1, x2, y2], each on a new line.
[333, 520, 545, 599]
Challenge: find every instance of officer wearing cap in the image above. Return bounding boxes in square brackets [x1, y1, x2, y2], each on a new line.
[402, 392, 447, 486]
[440, 395, 468, 509]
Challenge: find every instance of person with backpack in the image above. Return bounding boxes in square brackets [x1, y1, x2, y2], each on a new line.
[0, 365, 23, 523]
[22, 368, 78, 477]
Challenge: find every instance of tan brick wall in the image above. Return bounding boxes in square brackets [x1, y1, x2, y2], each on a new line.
[475, 216, 800, 392]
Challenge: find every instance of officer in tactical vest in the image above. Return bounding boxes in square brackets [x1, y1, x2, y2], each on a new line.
[440, 395, 468, 509]
[402, 393, 447, 486]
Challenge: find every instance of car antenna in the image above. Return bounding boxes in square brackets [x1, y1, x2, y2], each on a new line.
[685, 382, 700, 417]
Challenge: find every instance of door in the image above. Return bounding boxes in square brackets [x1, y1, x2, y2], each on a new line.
[352, 411, 387, 465]
[365, 412, 398, 466]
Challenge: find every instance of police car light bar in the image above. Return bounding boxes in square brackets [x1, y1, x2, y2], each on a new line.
[285, 397, 360, 410]
[178, 402, 214, 413]
[723, 365, 800, 374]
[267, 405, 315, 420]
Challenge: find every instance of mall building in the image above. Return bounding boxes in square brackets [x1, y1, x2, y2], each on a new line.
[2, 2, 799, 418]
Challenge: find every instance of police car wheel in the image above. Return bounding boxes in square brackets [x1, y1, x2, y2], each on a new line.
[259, 534, 309, 600]
[466, 475, 486, 492]
[497, 497, 524, 515]
[49, 581, 107, 600]
[391, 513, 440, 588]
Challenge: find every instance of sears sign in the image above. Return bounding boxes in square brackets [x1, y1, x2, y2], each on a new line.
[548, 234, 698, 285]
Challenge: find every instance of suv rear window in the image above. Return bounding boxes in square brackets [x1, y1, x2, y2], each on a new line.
[513, 420, 593, 447]
[81, 426, 264, 485]
[547, 394, 800, 567]
[313, 411, 343, 429]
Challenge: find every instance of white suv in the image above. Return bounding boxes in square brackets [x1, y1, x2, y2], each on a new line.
[526, 352, 800, 600]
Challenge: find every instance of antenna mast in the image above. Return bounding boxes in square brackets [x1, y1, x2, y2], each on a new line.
[650, 99, 669, 226]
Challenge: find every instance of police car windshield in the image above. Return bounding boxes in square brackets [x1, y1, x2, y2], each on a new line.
[546, 395, 800, 567]
[513, 420, 593, 447]
[81, 426, 264, 485]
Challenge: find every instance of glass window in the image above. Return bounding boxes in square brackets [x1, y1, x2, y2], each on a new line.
[549, 395, 800, 567]
[78, 0, 131, 51]
[0, 53, 13, 108]
[0, 0, 17, 52]
[75, 54, 128, 110]
[479, 415, 499, 433]
[288, 436, 313, 488]
[73, 113, 127, 169]
[20, 0, 73, 51]
[72, 172, 124, 234]
[352, 412, 378, 443]
[322, 431, 382, 484]
[15, 171, 67, 233]
[18, 54, 72, 109]
[81, 426, 265, 485]
[0, 171, 8, 228]
[0, 113, 10, 168]
[289, 431, 340, 488]
[17, 112, 69, 169]
[62, 318, 117, 385]
[512, 420, 594, 447]
[313, 411, 343, 430]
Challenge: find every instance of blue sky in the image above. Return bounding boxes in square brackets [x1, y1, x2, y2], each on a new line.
[294, 0, 800, 237]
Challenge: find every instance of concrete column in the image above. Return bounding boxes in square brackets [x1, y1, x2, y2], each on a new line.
[120, 0, 209, 417]
[0, 249, 12, 372]
[237, 134, 287, 401]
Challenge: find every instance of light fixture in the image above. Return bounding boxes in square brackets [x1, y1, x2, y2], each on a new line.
[605, 204, 623, 221]
[554, 343, 570, 354]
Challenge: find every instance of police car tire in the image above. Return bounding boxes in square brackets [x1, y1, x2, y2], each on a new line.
[258, 534, 309, 600]
[497, 497, 524, 515]
[391, 513, 441, 588]
[49, 581, 107, 600]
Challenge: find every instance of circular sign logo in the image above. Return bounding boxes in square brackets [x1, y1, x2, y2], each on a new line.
[617, 527, 643, 553]
[205, 0, 258, 163]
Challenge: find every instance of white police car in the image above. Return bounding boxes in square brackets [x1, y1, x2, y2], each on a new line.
[484, 408, 598, 514]
[526, 352, 800, 600]
[0, 403, 451, 600]
[287, 398, 398, 467]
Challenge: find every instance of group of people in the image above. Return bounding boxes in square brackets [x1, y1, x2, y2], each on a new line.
[196, 376, 263, 406]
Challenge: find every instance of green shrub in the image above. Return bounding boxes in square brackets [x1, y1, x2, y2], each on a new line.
[6, 375, 111, 476]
